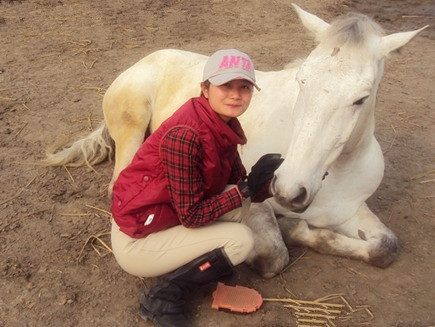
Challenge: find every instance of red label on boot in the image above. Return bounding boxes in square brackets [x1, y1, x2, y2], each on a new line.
[198, 261, 211, 272]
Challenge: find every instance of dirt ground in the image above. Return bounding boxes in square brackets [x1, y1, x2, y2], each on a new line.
[1, 0, 434, 326]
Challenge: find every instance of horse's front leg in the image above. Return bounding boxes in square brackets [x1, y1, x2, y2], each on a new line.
[243, 201, 290, 278]
[335, 203, 399, 267]
[285, 203, 399, 268]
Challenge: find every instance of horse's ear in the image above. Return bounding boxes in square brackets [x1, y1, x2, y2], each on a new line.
[380, 25, 429, 57]
[292, 3, 329, 41]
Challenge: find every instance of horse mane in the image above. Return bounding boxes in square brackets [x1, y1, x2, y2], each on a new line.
[321, 13, 385, 47]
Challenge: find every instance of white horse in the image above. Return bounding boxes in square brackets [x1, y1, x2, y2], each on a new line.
[45, 4, 427, 278]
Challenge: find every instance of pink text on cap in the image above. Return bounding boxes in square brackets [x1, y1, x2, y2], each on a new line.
[218, 56, 252, 72]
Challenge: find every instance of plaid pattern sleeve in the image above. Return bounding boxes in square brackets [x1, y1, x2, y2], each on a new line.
[228, 151, 247, 184]
[160, 127, 244, 228]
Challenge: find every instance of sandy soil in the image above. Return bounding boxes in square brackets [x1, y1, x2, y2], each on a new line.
[1, 0, 434, 326]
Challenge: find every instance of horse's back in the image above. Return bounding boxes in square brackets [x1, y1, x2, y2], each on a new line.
[103, 49, 207, 131]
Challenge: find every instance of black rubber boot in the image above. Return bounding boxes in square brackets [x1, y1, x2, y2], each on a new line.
[139, 248, 233, 327]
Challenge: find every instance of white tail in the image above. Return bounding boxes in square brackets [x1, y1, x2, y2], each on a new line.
[44, 123, 114, 168]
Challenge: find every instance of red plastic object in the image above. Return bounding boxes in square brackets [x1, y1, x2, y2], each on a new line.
[211, 282, 263, 313]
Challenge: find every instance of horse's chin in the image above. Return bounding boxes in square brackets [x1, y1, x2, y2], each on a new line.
[291, 206, 310, 214]
[273, 195, 311, 213]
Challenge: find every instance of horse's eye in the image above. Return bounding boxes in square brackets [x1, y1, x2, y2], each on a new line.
[353, 96, 369, 106]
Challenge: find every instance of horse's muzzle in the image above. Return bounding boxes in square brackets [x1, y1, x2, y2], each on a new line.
[271, 176, 312, 213]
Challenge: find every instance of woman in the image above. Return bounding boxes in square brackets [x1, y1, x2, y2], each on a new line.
[111, 49, 283, 327]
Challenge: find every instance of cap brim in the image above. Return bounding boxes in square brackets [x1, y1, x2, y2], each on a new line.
[208, 73, 261, 91]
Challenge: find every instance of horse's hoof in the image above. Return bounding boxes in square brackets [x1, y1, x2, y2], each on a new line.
[247, 248, 290, 279]
[368, 234, 400, 268]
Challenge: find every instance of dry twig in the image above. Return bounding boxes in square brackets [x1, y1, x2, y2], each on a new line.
[0, 174, 39, 206]
[385, 124, 397, 152]
[14, 121, 28, 137]
[63, 165, 75, 183]
[264, 293, 374, 326]
[85, 204, 111, 218]
[60, 212, 92, 217]
[412, 169, 435, 180]
[77, 231, 112, 263]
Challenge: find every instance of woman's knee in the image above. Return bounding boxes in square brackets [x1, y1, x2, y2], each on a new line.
[224, 223, 255, 266]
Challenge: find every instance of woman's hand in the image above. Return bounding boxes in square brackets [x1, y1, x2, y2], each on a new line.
[237, 153, 284, 202]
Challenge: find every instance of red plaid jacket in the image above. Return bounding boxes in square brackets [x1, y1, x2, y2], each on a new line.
[112, 96, 248, 238]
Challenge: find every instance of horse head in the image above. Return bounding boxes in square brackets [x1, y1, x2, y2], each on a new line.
[271, 4, 428, 213]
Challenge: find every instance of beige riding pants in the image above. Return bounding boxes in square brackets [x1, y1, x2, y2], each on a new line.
[111, 193, 253, 278]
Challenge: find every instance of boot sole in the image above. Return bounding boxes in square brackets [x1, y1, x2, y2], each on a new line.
[139, 303, 191, 327]
[139, 303, 165, 327]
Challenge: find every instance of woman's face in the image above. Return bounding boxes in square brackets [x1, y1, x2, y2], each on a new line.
[201, 79, 254, 122]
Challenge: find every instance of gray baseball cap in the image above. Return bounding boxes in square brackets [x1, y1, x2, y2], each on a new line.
[202, 49, 260, 91]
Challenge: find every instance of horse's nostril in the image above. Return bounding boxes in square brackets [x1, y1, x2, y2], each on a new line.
[270, 175, 277, 194]
[292, 187, 307, 204]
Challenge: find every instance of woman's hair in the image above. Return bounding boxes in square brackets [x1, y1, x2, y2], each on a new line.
[200, 80, 210, 96]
